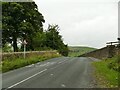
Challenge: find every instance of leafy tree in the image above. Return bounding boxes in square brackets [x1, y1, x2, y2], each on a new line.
[2, 2, 45, 52]
[3, 43, 12, 52]
[58, 44, 69, 56]
[45, 25, 62, 49]
[2, 2, 68, 56]
[45, 24, 69, 56]
[32, 32, 48, 50]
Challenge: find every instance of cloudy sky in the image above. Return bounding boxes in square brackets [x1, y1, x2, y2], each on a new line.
[34, 0, 119, 49]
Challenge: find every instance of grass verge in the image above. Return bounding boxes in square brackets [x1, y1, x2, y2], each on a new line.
[92, 56, 119, 88]
[1, 53, 60, 73]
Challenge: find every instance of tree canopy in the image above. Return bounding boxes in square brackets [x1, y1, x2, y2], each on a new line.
[2, 2, 45, 52]
[2, 2, 69, 56]
[45, 25, 68, 56]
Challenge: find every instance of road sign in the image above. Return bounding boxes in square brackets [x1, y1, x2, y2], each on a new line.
[23, 40, 27, 45]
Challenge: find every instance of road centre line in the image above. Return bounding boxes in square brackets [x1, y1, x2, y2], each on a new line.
[6, 59, 69, 89]
[6, 69, 47, 90]
[50, 60, 68, 70]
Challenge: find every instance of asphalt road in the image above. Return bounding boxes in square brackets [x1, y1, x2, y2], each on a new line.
[2, 57, 100, 89]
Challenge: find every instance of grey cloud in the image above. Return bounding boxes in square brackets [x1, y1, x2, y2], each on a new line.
[34, 0, 118, 48]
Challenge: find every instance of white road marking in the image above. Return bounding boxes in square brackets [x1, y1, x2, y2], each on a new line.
[6, 69, 47, 89]
[58, 62, 62, 64]
[35, 62, 56, 67]
[39, 63, 48, 67]
[50, 74, 53, 76]
[25, 64, 34, 67]
[51, 60, 67, 70]
[36, 62, 40, 65]
[61, 84, 66, 87]
[58, 60, 66, 64]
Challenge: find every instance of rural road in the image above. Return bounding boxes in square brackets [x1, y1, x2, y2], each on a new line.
[2, 57, 99, 89]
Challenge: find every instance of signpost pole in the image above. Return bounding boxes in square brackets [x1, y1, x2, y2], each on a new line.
[23, 40, 27, 59]
[24, 44, 26, 59]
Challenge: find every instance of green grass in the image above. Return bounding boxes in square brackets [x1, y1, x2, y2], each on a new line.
[68, 46, 96, 57]
[1, 53, 60, 73]
[92, 56, 119, 88]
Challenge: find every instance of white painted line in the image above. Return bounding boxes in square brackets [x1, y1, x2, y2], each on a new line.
[58, 62, 62, 64]
[50, 74, 53, 76]
[25, 64, 34, 67]
[58, 60, 66, 64]
[61, 84, 66, 87]
[6, 69, 47, 89]
[36, 62, 40, 65]
[39, 63, 47, 67]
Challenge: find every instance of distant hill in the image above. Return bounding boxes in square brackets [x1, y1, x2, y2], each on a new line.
[68, 46, 97, 57]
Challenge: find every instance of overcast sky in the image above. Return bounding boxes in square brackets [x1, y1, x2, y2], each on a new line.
[34, 0, 119, 49]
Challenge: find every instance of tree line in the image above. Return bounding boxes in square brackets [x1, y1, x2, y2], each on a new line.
[2, 2, 68, 56]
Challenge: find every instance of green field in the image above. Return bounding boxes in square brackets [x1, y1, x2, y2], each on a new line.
[92, 56, 119, 88]
[68, 46, 96, 57]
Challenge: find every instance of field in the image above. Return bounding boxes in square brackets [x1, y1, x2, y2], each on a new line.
[68, 46, 96, 57]
[92, 56, 119, 88]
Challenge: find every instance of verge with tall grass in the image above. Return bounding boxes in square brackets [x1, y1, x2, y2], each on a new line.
[1, 51, 61, 73]
[92, 55, 119, 88]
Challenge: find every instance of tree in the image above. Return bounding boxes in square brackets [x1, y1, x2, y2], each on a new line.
[45, 24, 69, 56]
[2, 2, 45, 52]
[32, 32, 47, 50]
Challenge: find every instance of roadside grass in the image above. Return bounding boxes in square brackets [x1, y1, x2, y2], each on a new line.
[92, 56, 119, 88]
[1, 53, 60, 73]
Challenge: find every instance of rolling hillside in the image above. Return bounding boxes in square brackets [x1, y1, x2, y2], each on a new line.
[68, 46, 97, 57]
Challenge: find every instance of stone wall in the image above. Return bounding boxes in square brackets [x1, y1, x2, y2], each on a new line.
[2, 51, 59, 61]
[79, 45, 120, 59]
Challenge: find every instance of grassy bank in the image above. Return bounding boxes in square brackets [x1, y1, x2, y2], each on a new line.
[92, 56, 119, 88]
[1, 52, 60, 73]
[68, 46, 96, 57]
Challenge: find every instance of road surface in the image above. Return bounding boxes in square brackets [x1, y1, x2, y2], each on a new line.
[2, 57, 99, 89]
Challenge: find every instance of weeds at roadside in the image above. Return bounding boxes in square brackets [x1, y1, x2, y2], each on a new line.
[2, 53, 60, 73]
[92, 56, 119, 88]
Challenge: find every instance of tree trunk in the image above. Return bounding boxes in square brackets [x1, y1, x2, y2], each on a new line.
[13, 36, 18, 52]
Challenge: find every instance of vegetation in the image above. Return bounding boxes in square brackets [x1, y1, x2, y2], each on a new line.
[2, 43, 12, 52]
[2, 2, 45, 52]
[68, 46, 96, 57]
[45, 25, 69, 56]
[2, 2, 69, 56]
[92, 56, 119, 88]
[107, 55, 120, 72]
[1, 52, 60, 73]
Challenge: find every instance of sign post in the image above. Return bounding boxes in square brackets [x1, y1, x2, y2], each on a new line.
[23, 40, 27, 59]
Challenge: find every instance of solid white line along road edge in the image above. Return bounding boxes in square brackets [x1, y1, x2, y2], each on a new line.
[5, 69, 47, 90]
[58, 60, 66, 64]
[25, 64, 35, 67]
